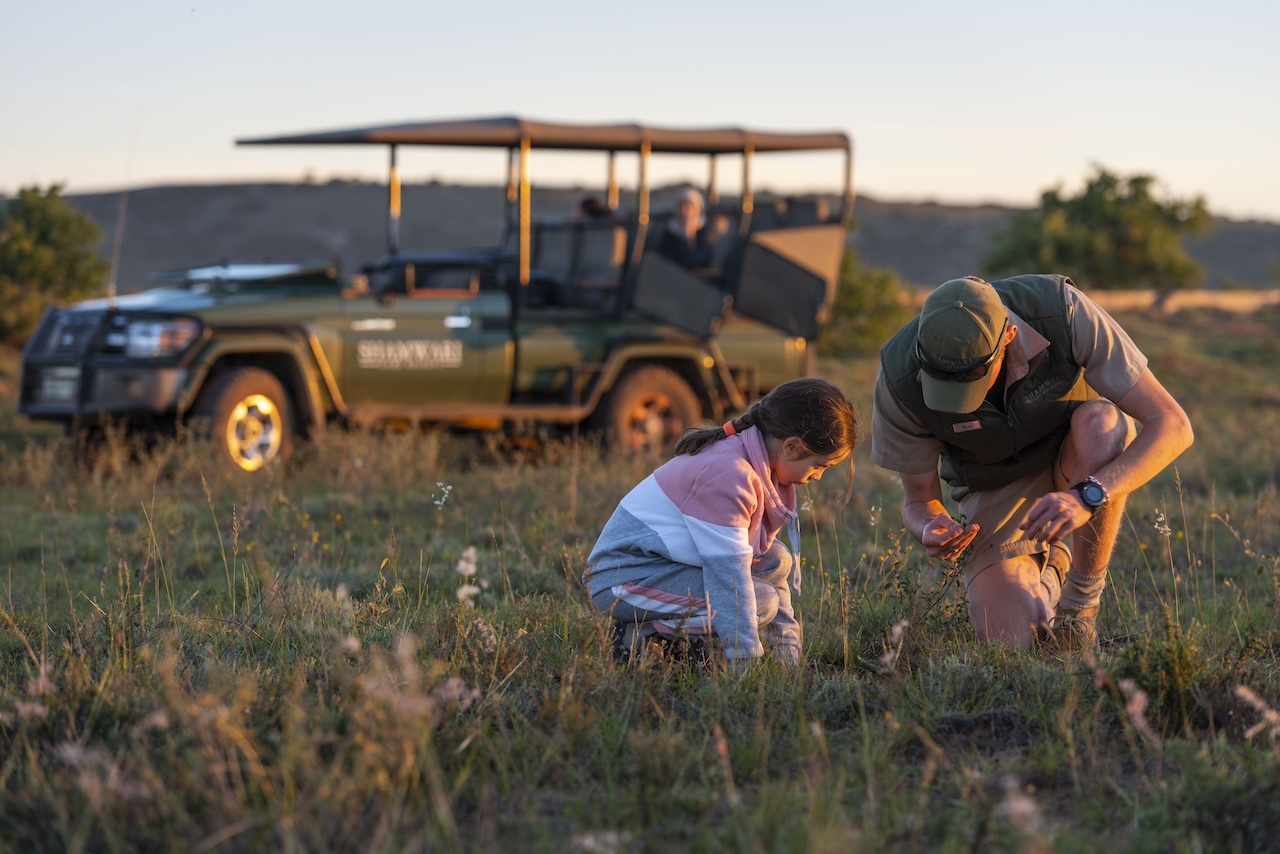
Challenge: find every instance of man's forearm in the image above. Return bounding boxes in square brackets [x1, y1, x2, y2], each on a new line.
[1092, 411, 1194, 500]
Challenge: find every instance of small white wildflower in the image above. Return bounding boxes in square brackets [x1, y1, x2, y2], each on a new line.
[996, 775, 1043, 840]
[889, 619, 909, 644]
[431, 677, 480, 710]
[338, 636, 362, 656]
[55, 743, 91, 768]
[455, 545, 478, 578]
[1236, 684, 1280, 743]
[15, 701, 48, 720]
[127, 710, 170, 740]
[1119, 678, 1161, 746]
[869, 504, 881, 528]
[1154, 509, 1172, 537]
[570, 830, 633, 854]
[474, 618, 498, 652]
[433, 482, 454, 508]
[878, 620, 910, 672]
[456, 584, 481, 607]
[28, 664, 55, 697]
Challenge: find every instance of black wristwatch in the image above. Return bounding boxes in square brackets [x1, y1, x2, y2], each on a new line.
[1071, 476, 1109, 513]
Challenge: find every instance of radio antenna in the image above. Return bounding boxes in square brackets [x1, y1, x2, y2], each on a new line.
[107, 190, 128, 310]
[107, 119, 140, 310]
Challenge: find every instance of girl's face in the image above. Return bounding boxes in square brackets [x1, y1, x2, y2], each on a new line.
[770, 436, 851, 487]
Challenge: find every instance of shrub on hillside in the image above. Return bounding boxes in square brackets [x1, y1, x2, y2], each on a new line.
[0, 185, 109, 346]
[982, 165, 1213, 291]
[819, 249, 913, 357]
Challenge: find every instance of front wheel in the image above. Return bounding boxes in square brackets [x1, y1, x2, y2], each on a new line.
[598, 365, 701, 455]
[193, 367, 294, 472]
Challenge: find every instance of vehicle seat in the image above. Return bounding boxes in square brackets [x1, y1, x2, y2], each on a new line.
[746, 199, 787, 232]
[783, 197, 831, 227]
[570, 222, 627, 309]
[530, 221, 627, 309]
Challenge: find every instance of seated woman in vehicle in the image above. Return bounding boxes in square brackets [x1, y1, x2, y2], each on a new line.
[657, 187, 715, 270]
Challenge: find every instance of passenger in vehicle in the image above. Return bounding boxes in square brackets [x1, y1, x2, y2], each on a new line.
[657, 187, 714, 270]
[584, 377, 859, 668]
[578, 196, 611, 219]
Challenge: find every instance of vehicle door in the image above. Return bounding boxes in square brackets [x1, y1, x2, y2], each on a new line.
[340, 263, 511, 408]
[730, 218, 847, 341]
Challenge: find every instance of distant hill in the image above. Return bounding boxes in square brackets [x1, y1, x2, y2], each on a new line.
[55, 182, 1280, 291]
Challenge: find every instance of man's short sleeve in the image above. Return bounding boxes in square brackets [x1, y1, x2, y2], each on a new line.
[1067, 285, 1149, 401]
[871, 365, 943, 474]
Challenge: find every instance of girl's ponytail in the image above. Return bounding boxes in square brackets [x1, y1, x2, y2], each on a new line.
[672, 404, 761, 456]
[671, 378, 856, 459]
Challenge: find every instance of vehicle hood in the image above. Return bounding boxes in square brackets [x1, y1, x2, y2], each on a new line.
[75, 287, 219, 313]
[73, 281, 341, 314]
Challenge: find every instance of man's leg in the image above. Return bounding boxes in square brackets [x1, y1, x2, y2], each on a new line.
[956, 467, 1064, 648]
[1054, 400, 1137, 645]
[965, 555, 1056, 648]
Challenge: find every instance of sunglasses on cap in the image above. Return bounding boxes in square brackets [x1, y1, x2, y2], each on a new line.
[915, 319, 1008, 383]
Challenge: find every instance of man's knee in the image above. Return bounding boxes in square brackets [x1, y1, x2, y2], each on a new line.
[1070, 400, 1136, 466]
[965, 555, 1052, 649]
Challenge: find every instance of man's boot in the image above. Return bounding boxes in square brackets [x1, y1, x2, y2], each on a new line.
[1050, 565, 1105, 650]
[1040, 542, 1071, 605]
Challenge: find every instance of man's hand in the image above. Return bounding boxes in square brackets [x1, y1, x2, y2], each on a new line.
[922, 512, 980, 562]
[1019, 490, 1093, 543]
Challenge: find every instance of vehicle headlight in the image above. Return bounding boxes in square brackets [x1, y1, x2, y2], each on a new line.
[124, 318, 202, 358]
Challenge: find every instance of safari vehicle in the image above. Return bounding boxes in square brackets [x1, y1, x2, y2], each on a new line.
[19, 117, 853, 472]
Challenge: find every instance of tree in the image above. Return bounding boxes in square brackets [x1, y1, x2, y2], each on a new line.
[0, 185, 109, 346]
[982, 166, 1213, 290]
[819, 248, 913, 357]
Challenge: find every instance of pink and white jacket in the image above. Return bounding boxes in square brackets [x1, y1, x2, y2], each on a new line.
[585, 425, 800, 658]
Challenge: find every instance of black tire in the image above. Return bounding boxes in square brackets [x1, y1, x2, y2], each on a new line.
[193, 367, 294, 472]
[598, 365, 701, 454]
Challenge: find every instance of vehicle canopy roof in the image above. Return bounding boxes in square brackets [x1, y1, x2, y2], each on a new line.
[237, 116, 850, 155]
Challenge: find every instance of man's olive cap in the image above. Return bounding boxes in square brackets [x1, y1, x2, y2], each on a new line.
[917, 276, 1009, 413]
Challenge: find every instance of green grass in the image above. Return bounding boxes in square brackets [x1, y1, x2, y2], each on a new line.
[2, 311, 1280, 852]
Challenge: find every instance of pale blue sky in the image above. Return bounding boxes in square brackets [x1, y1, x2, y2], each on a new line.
[3, 0, 1277, 220]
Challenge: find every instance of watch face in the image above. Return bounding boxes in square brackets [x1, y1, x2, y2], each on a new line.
[1080, 482, 1107, 507]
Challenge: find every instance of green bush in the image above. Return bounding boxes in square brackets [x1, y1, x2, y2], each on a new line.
[819, 249, 913, 357]
[982, 165, 1212, 291]
[0, 185, 109, 346]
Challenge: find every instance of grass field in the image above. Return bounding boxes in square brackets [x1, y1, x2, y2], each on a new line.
[1, 308, 1279, 852]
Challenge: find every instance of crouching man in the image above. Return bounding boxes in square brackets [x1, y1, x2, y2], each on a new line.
[871, 275, 1193, 648]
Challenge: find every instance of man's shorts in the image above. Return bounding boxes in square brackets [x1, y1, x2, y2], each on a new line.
[954, 463, 1067, 586]
[953, 399, 1133, 585]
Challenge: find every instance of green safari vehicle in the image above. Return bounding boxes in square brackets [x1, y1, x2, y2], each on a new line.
[19, 117, 854, 471]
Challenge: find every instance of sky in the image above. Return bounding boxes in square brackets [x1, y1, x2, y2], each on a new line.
[3, 0, 1278, 221]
